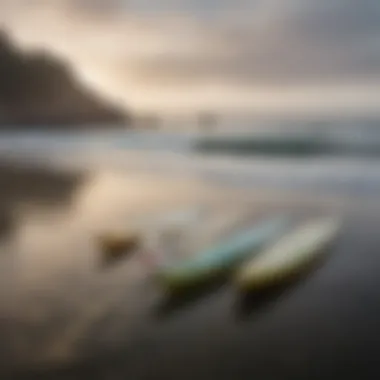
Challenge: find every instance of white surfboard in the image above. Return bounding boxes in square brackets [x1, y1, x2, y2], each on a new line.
[235, 218, 340, 291]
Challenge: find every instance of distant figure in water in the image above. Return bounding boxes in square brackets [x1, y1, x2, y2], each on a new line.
[146, 114, 161, 130]
[198, 112, 217, 132]
[135, 114, 161, 130]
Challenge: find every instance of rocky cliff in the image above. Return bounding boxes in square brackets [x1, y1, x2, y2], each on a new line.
[0, 31, 129, 129]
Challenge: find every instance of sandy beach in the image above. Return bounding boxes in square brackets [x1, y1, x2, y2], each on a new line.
[0, 159, 379, 380]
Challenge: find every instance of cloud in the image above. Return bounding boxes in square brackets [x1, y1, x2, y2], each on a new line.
[131, 0, 380, 86]
[1, 0, 380, 112]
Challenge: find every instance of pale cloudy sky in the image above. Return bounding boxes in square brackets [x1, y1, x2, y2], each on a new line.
[1, 0, 380, 114]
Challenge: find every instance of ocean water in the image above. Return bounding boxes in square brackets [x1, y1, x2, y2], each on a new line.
[0, 121, 380, 197]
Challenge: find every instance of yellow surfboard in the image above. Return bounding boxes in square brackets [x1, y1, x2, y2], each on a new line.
[234, 218, 340, 291]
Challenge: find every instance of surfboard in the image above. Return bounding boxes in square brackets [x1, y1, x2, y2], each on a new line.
[234, 218, 340, 291]
[155, 216, 289, 290]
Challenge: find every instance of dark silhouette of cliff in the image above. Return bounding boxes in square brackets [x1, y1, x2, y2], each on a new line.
[0, 31, 129, 129]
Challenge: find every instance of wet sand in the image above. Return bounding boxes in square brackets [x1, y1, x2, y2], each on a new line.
[0, 161, 379, 380]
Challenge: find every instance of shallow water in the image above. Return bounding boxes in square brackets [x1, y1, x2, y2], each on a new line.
[1, 128, 380, 198]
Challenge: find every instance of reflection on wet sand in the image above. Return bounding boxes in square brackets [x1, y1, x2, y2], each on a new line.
[155, 276, 228, 320]
[0, 162, 377, 380]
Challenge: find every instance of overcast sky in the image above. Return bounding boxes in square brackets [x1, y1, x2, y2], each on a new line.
[1, 0, 380, 113]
